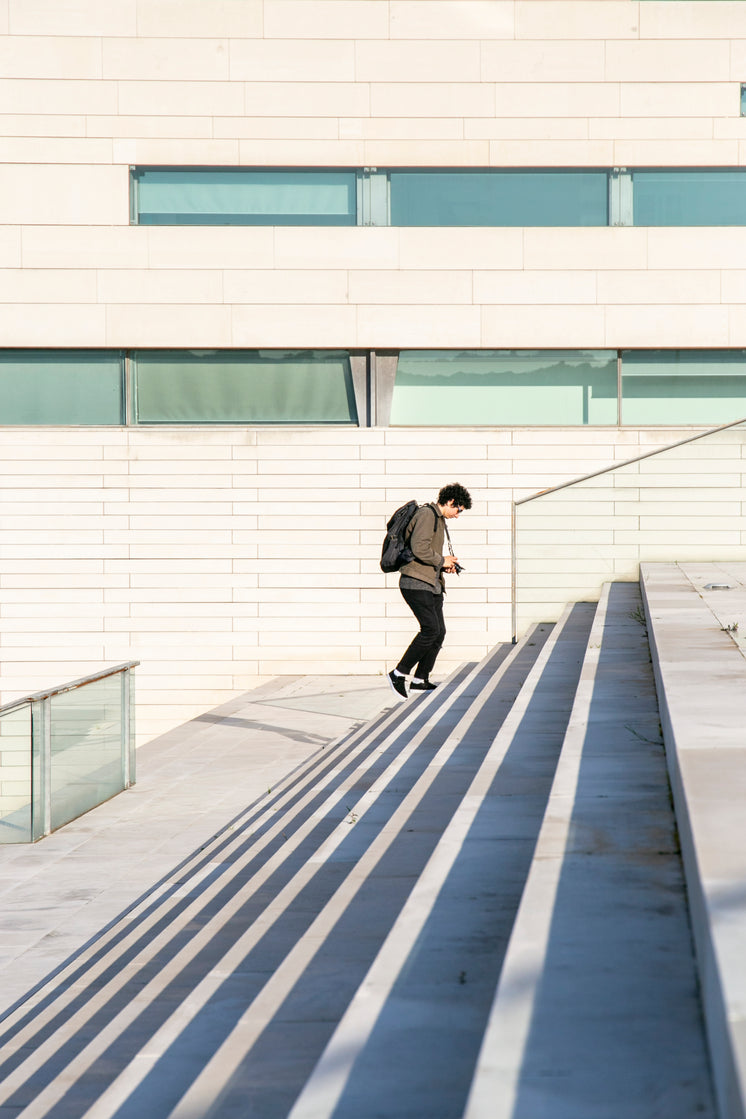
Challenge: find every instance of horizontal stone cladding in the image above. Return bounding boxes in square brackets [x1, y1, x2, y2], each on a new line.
[7, 225, 746, 346]
[0, 4, 746, 344]
[0, 423, 728, 746]
[0, 3, 744, 167]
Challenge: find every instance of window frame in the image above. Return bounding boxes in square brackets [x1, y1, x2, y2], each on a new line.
[130, 166, 360, 227]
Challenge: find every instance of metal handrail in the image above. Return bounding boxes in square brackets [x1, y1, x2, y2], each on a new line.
[0, 661, 140, 717]
[510, 415, 746, 641]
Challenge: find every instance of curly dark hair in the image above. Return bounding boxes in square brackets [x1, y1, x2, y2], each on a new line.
[437, 482, 472, 510]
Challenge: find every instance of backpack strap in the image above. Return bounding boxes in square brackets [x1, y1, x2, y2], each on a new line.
[425, 503, 448, 548]
[407, 503, 439, 538]
[425, 501, 454, 557]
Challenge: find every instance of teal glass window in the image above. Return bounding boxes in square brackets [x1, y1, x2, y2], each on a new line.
[621, 351, 746, 425]
[0, 351, 124, 425]
[133, 350, 358, 424]
[741, 85, 746, 117]
[129, 165, 746, 228]
[389, 170, 608, 226]
[391, 351, 618, 426]
[633, 170, 746, 226]
[133, 168, 357, 226]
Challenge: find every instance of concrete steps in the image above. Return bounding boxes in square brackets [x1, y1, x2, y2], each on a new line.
[464, 581, 715, 1119]
[0, 634, 550, 1119]
[0, 575, 727, 1118]
[288, 602, 593, 1119]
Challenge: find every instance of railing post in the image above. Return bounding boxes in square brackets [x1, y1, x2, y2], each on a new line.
[31, 696, 52, 840]
[121, 668, 134, 789]
[41, 697, 52, 837]
[511, 500, 517, 644]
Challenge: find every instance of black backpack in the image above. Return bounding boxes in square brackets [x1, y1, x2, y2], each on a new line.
[380, 500, 436, 573]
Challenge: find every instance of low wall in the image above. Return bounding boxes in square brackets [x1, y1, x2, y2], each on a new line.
[641, 562, 746, 1119]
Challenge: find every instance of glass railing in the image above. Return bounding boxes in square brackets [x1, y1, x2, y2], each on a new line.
[512, 418, 746, 639]
[0, 661, 138, 844]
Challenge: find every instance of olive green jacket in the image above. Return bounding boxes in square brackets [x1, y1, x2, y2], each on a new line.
[399, 503, 445, 590]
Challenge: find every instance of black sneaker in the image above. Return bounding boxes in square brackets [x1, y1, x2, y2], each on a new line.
[410, 679, 437, 692]
[388, 670, 408, 699]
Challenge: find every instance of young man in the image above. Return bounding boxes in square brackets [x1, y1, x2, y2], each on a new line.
[388, 482, 472, 699]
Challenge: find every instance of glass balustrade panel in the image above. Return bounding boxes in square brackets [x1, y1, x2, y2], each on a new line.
[0, 705, 32, 844]
[514, 421, 746, 636]
[49, 675, 124, 833]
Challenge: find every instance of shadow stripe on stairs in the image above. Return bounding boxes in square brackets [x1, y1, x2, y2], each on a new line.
[0, 654, 505, 1118]
[287, 603, 594, 1119]
[0, 671, 469, 1104]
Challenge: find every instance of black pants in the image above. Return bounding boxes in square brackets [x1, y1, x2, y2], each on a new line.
[396, 588, 446, 680]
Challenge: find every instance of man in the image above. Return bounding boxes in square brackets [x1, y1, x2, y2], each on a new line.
[388, 482, 472, 699]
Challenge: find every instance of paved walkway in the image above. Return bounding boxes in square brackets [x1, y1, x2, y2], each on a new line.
[0, 675, 394, 1019]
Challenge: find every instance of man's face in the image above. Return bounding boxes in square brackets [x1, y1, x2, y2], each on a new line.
[442, 500, 464, 519]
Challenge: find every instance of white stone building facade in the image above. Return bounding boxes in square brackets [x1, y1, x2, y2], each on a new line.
[2, 0, 746, 743]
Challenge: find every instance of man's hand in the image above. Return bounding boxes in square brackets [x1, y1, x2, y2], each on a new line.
[442, 556, 459, 572]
